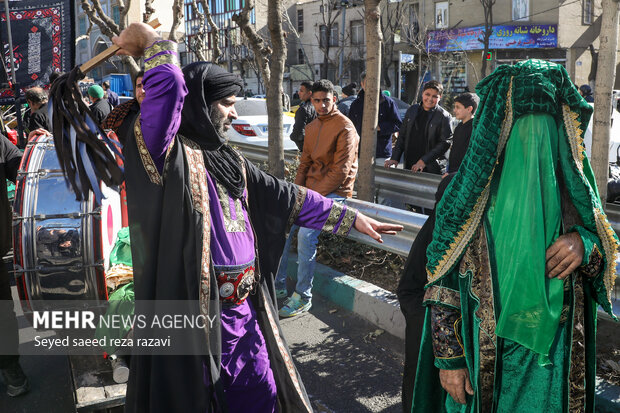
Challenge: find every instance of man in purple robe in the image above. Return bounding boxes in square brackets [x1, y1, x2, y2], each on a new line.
[113, 23, 402, 413]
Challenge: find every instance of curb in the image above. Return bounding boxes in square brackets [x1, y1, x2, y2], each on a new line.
[283, 254, 620, 411]
[283, 254, 406, 340]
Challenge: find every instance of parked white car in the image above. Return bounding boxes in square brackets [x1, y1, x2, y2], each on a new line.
[227, 98, 298, 151]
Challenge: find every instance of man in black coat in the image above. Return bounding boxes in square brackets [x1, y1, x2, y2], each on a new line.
[397, 174, 453, 413]
[290, 81, 317, 151]
[25, 87, 51, 132]
[0, 134, 28, 397]
[88, 85, 114, 126]
[385, 80, 453, 174]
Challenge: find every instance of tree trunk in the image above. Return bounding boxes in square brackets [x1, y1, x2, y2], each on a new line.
[266, 0, 287, 178]
[358, 0, 382, 201]
[591, 0, 620, 203]
[480, 1, 493, 78]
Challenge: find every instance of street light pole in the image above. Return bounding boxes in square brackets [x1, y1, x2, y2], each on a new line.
[338, 1, 347, 84]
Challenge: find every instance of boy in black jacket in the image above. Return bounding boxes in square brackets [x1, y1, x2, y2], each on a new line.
[446, 92, 478, 173]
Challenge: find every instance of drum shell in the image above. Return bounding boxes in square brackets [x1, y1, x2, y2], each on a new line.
[12, 135, 122, 316]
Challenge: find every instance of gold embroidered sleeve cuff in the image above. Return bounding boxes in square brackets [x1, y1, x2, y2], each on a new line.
[286, 187, 308, 234]
[334, 206, 357, 236]
[145, 53, 179, 71]
[430, 305, 465, 364]
[144, 40, 177, 60]
[423, 285, 461, 309]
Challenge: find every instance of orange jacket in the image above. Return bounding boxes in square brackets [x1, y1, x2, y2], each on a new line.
[295, 108, 359, 197]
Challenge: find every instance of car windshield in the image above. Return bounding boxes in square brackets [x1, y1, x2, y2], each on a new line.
[235, 99, 267, 116]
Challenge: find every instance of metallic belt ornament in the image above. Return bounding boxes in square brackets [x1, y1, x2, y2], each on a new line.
[216, 265, 256, 305]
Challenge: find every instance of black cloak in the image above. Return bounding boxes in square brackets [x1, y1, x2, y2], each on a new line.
[123, 64, 312, 413]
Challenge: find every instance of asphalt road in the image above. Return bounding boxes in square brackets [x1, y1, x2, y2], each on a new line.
[1, 287, 405, 413]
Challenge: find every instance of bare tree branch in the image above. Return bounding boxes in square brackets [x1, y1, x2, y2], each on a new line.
[232, 0, 271, 85]
[75, 19, 93, 45]
[91, 0, 120, 34]
[80, 0, 140, 76]
[169, 0, 184, 42]
[143, 0, 155, 23]
[117, 0, 131, 29]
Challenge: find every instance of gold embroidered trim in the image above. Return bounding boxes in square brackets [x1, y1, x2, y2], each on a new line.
[427, 77, 514, 284]
[463, 225, 497, 411]
[562, 105, 619, 307]
[335, 206, 357, 237]
[568, 276, 586, 411]
[180, 136, 212, 328]
[322, 202, 344, 233]
[562, 105, 586, 165]
[180, 136, 205, 213]
[260, 290, 312, 412]
[215, 181, 246, 232]
[144, 40, 177, 60]
[423, 285, 461, 309]
[286, 186, 307, 234]
[145, 53, 179, 71]
[133, 114, 163, 186]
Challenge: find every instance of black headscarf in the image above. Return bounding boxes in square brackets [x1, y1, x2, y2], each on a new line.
[179, 62, 246, 199]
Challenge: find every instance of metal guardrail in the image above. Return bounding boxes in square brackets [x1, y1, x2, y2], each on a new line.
[237, 143, 620, 307]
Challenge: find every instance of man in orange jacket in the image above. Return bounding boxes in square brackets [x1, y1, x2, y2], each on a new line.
[276, 79, 359, 317]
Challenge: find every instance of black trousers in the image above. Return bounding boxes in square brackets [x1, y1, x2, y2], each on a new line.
[401, 312, 424, 413]
[0, 260, 19, 368]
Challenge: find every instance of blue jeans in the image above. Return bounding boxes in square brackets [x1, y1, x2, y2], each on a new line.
[275, 193, 344, 301]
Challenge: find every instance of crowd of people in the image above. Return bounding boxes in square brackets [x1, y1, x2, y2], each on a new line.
[0, 21, 616, 413]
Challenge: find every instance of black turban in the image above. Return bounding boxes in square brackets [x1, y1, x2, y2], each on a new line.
[179, 62, 244, 150]
[178, 62, 246, 199]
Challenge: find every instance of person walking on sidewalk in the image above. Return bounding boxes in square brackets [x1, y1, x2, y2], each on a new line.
[276, 79, 360, 318]
[290, 81, 317, 151]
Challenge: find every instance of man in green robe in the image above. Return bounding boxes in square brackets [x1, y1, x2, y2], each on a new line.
[412, 60, 619, 412]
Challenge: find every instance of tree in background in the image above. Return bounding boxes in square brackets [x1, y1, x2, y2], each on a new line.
[357, 0, 381, 201]
[591, 0, 620, 202]
[80, 0, 184, 77]
[233, 0, 288, 178]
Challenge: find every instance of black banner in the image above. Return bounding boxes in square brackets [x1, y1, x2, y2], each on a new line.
[0, 0, 74, 103]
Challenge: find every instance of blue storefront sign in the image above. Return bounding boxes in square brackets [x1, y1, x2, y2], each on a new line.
[427, 24, 557, 53]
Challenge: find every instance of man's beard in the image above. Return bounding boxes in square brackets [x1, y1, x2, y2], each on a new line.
[209, 105, 231, 139]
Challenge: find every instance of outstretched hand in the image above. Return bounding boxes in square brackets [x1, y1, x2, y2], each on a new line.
[546, 232, 584, 280]
[112, 23, 161, 57]
[353, 213, 403, 243]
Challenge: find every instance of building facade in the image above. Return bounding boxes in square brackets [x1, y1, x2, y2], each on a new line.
[395, 0, 614, 103]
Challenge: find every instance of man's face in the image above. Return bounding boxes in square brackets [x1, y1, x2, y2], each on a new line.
[361, 78, 366, 91]
[210, 95, 238, 137]
[453, 102, 472, 121]
[422, 88, 441, 111]
[311, 91, 337, 116]
[135, 77, 145, 105]
[298, 85, 312, 102]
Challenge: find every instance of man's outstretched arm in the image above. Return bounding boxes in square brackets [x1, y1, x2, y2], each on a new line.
[112, 23, 188, 172]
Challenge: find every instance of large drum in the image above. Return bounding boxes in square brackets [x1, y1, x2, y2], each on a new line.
[12, 134, 125, 315]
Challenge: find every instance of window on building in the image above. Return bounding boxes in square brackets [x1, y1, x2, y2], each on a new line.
[351, 20, 363, 45]
[78, 15, 86, 35]
[112, 5, 120, 25]
[297, 9, 304, 33]
[409, 3, 420, 40]
[583, 0, 593, 25]
[298, 48, 304, 64]
[512, 0, 529, 22]
[330, 24, 339, 46]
